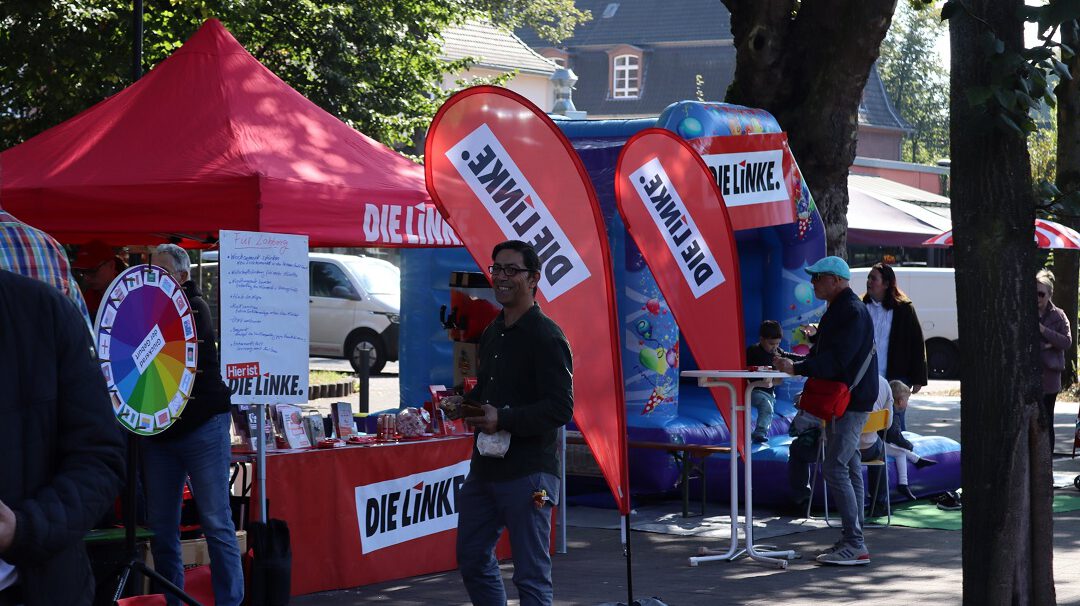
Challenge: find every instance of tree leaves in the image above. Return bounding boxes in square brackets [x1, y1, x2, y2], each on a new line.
[0, 0, 582, 151]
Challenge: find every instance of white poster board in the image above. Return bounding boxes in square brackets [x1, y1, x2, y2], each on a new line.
[219, 230, 310, 404]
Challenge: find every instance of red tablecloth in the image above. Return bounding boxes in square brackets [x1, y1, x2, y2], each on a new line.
[258, 435, 509, 596]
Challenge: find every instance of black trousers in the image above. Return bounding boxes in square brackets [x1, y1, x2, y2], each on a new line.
[1043, 392, 1059, 454]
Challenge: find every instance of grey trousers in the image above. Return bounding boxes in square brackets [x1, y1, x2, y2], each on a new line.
[456, 472, 560, 606]
[824, 410, 870, 549]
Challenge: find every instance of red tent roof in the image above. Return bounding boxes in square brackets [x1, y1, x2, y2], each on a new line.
[0, 19, 451, 247]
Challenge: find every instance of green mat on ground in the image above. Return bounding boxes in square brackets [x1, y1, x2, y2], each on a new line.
[868, 491, 1080, 530]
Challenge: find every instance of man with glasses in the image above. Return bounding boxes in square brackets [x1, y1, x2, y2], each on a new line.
[453, 240, 573, 606]
[143, 243, 243, 605]
[773, 256, 878, 566]
[71, 240, 127, 318]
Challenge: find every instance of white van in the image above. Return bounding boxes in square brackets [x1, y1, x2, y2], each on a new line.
[308, 253, 399, 374]
[850, 267, 959, 380]
[195, 251, 400, 373]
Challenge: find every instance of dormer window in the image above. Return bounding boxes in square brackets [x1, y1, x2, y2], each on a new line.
[606, 45, 643, 99]
[539, 48, 569, 70]
[612, 55, 639, 98]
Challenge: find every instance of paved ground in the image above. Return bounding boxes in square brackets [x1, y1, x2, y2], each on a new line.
[291, 369, 1080, 605]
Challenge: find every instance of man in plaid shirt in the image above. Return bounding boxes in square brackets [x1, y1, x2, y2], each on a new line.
[0, 208, 91, 327]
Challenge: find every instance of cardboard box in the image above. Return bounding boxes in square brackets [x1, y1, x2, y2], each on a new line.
[146, 530, 247, 574]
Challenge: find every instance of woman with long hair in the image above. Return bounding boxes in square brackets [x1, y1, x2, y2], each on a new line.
[862, 263, 928, 431]
[1037, 269, 1071, 454]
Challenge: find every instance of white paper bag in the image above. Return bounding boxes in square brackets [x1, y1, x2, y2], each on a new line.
[477, 430, 511, 458]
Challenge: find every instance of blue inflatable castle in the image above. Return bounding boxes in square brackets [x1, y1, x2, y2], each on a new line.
[399, 101, 960, 509]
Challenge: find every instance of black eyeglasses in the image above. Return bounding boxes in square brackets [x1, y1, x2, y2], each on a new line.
[489, 264, 529, 277]
[1038, 291, 1048, 298]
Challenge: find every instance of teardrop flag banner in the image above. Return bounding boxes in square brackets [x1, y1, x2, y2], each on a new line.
[614, 128, 748, 455]
[425, 86, 630, 514]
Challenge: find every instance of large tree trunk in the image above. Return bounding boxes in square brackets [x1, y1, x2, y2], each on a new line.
[951, 2, 1055, 603]
[1053, 20, 1080, 390]
[721, 0, 897, 257]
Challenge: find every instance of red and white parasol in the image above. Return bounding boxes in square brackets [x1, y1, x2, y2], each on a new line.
[922, 218, 1080, 250]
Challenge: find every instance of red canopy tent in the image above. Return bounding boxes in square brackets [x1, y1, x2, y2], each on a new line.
[0, 19, 459, 248]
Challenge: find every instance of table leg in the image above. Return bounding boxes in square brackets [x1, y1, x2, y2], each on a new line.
[742, 384, 796, 568]
[689, 382, 740, 566]
[679, 452, 690, 518]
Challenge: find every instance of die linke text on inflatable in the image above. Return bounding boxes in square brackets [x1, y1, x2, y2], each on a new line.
[686, 132, 799, 231]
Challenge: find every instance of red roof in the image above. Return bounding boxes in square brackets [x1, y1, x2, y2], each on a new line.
[0, 19, 436, 247]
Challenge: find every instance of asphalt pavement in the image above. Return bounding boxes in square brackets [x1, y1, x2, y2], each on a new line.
[290, 371, 1080, 605]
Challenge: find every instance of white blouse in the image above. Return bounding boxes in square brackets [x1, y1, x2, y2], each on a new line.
[867, 299, 892, 377]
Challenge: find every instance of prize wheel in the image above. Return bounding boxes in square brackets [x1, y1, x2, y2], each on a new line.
[94, 265, 198, 435]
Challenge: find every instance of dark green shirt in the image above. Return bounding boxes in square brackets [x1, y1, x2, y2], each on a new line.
[466, 303, 574, 481]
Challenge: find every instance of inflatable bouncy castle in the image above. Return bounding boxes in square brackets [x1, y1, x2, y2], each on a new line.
[400, 101, 961, 507]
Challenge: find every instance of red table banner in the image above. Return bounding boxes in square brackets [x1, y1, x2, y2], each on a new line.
[614, 128, 748, 454]
[425, 86, 630, 514]
[260, 436, 512, 595]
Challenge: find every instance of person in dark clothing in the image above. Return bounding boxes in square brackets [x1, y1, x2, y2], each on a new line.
[862, 263, 928, 431]
[1037, 269, 1071, 454]
[0, 269, 126, 606]
[773, 256, 877, 567]
[452, 240, 573, 606]
[143, 244, 243, 606]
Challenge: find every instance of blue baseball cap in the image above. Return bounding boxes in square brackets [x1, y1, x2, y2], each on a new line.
[804, 256, 851, 280]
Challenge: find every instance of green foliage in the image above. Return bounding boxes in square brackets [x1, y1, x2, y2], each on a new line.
[941, 0, 1074, 139]
[878, 2, 949, 164]
[1029, 118, 1057, 189]
[0, 0, 584, 151]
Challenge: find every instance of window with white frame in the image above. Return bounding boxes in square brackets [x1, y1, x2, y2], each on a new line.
[612, 54, 640, 98]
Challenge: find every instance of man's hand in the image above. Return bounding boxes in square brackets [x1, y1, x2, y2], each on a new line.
[465, 404, 500, 434]
[912, 384, 922, 394]
[0, 499, 15, 553]
[772, 356, 795, 374]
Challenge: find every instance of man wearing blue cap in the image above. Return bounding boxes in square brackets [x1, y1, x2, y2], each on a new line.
[773, 255, 878, 566]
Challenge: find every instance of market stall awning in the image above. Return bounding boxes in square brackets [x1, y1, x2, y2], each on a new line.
[847, 175, 951, 247]
[0, 19, 458, 248]
[924, 218, 1080, 249]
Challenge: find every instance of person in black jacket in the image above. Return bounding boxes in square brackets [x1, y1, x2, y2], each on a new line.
[862, 263, 928, 431]
[0, 269, 125, 606]
[454, 240, 574, 606]
[144, 244, 243, 606]
[773, 256, 877, 567]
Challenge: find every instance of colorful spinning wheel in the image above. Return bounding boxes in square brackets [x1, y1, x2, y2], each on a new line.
[94, 265, 198, 436]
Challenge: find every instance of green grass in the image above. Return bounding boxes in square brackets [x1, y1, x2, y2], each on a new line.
[868, 491, 1080, 530]
[309, 370, 358, 386]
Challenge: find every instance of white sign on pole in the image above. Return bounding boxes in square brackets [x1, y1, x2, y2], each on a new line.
[219, 230, 310, 404]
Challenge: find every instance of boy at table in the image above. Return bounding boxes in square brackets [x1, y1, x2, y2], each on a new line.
[453, 240, 574, 606]
[745, 320, 800, 444]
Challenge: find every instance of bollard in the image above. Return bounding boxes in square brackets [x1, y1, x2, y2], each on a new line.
[356, 342, 372, 414]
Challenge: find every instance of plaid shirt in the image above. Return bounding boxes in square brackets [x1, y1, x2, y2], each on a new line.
[0, 210, 92, 326]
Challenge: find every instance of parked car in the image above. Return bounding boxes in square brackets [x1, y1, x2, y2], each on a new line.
[850, 266, 959, 380]
[308, 253, 400, 374]
[195, 251, 400, 374]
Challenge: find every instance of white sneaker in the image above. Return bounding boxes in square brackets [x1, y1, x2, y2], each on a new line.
[816, 543, 870, 565]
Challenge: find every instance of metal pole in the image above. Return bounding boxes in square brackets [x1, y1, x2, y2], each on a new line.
[256, 403, 268, 521]
[624, 513, 633, 605]
[132, 0, 143, 81]
[557, 427, 567, 554]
